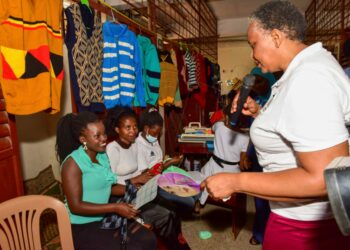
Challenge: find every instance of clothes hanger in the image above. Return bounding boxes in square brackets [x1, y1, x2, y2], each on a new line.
[138, 25, 142, 35]
[110, 9, 119, 24]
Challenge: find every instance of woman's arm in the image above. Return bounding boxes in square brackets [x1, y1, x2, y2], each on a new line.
[202, 141, 349, 201]
[61, 158, 138, 218]
[130, 171, 153, 186]
[111, 184, 126, 196]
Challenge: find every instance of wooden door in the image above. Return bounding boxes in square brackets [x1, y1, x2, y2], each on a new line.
[0, 87, 24, 202]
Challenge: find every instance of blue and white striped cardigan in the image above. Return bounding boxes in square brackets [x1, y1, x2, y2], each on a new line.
[102, 22, 145, 108]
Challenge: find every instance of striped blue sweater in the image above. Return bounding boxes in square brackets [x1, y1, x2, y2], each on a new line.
[102, 22, 145, 108]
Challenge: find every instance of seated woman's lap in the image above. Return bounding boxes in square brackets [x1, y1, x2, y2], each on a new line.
[71, 221, 157, 250]
[157, 188, 196, 213]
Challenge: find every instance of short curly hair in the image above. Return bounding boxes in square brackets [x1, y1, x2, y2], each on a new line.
[250, 0, 307, 41]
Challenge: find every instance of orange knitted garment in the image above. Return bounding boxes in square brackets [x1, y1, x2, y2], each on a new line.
[0, 0, 63, 114]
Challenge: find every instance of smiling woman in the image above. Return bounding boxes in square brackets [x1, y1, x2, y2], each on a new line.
[202, 1, 350, 249]
[55, 111, 157, 250]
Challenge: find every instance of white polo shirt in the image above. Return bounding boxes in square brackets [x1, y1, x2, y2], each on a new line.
[250, 42, 350, 221]
[135, 133, 163, 172]
[106, 141, 139, 185]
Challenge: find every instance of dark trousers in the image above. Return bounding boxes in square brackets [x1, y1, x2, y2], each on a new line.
[109, 195, 191, 250]
[71, 220, 157, 250]
[141, 200, 191, 250]
[253, 197, 270, 243]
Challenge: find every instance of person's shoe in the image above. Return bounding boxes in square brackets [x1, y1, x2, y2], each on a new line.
[194, 200, 201, 214]
[249, 236, 260, 245]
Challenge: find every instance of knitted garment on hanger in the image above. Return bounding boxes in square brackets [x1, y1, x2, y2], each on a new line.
[170, 49, 182, 108]
[65, 3, 104, 109]
[193, 52, 208, 108]
[158, 61, 178, 106]
[136, 35, 160, 106]
[184, 50, 198, 89]
[174, 49, 189, 98]
[102, 22, 145, 108]
[0, 0, 63, 115]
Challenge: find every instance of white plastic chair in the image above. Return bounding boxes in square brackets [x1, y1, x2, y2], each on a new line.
[0, 195, 74, 250]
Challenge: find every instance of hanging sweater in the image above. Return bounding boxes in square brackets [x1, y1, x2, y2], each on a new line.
[135, 35, 160, 106]
[175, 49, 189, 98]
[102, 22, 145, 108]
[65, 3, 105, 112]
[158, 53, 179, 106]
[0, 0, 63, 114]
[193, 52, 208, 108]
[170, 49, 182, 108]
[184, 50, 198, 89]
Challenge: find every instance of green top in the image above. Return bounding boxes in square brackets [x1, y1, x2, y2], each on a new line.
[62, 146, 116, 224]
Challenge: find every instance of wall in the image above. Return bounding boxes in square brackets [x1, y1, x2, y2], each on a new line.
[16, 46, 72, 181]
[218, 40, 256, 95]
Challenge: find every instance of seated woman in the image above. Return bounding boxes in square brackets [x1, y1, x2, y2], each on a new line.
[104, 106, 191, 250]
[136, 107, 197, 213]
[56, 111, 157, 250]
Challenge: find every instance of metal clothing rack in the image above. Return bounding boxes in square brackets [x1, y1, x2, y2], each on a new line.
[69, 0, 158, 43]
[150, 0, 218, 62]
[305, 0, 350, 62]
[68, 0, 218, 62]
[69, 0, 218, 62]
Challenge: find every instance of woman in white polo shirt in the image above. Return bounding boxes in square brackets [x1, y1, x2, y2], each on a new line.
[202, 1, 350, 249]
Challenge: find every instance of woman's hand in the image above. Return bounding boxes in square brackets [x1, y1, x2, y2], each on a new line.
[115, 203, 139, 219]
[231, 91, 261, 118]
[200, 173, 238, 199]
[131, 172, 153, 185]
[163, 155, 184, 168]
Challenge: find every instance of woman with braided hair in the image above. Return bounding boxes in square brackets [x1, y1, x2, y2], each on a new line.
[56, 111, 157, 250]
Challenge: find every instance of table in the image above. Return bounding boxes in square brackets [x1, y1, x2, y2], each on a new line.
[178, 142, 212, 171]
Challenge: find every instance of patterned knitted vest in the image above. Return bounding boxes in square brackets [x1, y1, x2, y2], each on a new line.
[70, 3, 103, 107]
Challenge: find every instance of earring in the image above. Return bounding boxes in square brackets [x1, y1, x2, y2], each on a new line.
[83, 142, 88, 151]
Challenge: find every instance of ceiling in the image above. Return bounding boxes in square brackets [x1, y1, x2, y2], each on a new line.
[206, 0, 312, 39]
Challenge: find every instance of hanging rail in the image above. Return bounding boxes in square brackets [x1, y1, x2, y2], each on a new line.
[69, 0, 157, 39]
